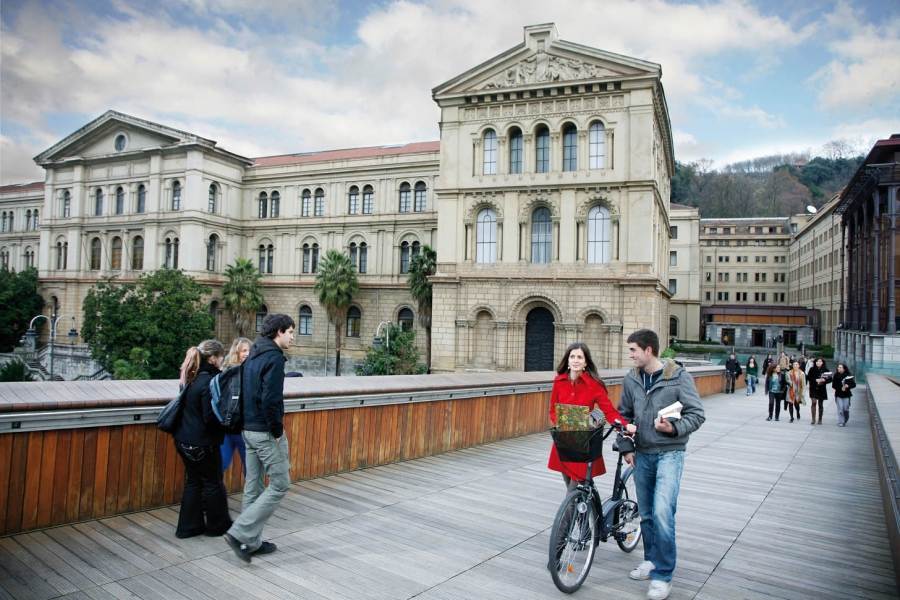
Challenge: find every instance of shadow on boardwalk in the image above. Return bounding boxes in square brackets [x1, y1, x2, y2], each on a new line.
[0, 391, 896, 600]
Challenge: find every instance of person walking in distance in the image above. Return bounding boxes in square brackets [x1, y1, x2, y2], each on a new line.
[225, 314, 295, 563]
[617, 329, 706, 600]
[832, 362, 856, 427]
[786, 360, 806, 423]
[724, 353, 741, 394]
[765, 364, 787, 421]
[744, 356, 759, 396]
[220, 337, 251, 475]
[806, 357, 830, 425]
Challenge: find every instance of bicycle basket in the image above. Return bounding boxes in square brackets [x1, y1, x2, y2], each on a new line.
[551, 426, 605, 462]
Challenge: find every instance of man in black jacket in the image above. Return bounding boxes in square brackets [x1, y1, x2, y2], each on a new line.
[724, 353, 741, 394]
[225, 314, 294, 563]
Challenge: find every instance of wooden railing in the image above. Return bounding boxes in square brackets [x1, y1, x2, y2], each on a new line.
[866, 374, 900, 593]
[0, 367, 728, 536]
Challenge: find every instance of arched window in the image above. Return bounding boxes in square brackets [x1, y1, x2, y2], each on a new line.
[669, 316, 678, 338]
[95, 189, 104, 216]
[110, 237, 122, 270]
[25, 210, 31, 231]
[32, 209, 38, 230]
[349, 242, 358, 271]
[171, 181, 181, 210]
[136, 185, 146, 213]
[509, 127, 523, 174]
[1, 212, 6, 232]
[258, 192, 268, 219]
[562, 123, 577, 171]
[132, 236, 144, 270]
[115, 186, 125, 215]
[483, 129, 497, 175]
[23, 247, 34, 269]
[535, 125, 550, 173]
[62, 190, 71, 217]
[256, 304, 268, 333]
[587, 205, 611, 264]
[299, 305, 313, 336]
[476, 208, 497, 264]
[301, 189, 311, 217]
[314, 188, 325, 216]
[362, 185, 374, 214]
[414, 181, 427, 212]
[56, 239, 68, 270]
[90, 237, 102, 270]
[6, 212, 11, 231]
[411, 240, 421, 258]
[348, 186, 359, 215]
[398, 307, 414, 332]
[531, 207, 552, 264]
[0, 247, 8, 269]
[270, 191, 280, 218]
[358, 242, 367, 273]
[303, 243, 319, 273]
[589, 121, 606, 169]
[346, 306, 361, 338]
[165, 237, 180, 269]
[400, 241, 411, 274]
[207, 234, 219, 271]
[398, 182, 411, 213]
[258, 243, 273, 274]
[208, 184, 218, 213]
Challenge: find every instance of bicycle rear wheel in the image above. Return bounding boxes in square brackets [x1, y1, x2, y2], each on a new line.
[615, 469, 642, 553]
[549, 488, 598, 593]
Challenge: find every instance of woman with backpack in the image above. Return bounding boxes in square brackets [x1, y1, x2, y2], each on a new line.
[765, 364, 787, 421]
[832, 362, 856, 427]
[220, 337, 251, 474]
[173, 340, 232, 538]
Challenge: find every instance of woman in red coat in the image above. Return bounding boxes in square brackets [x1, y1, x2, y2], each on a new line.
[549, 342, 636, 489]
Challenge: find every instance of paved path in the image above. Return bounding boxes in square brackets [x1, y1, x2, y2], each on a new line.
[1, 391, 896, 599]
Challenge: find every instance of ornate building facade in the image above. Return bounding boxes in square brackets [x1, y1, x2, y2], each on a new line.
[2, 24, 676, 374]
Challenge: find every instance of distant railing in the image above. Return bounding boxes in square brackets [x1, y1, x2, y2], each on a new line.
[0, 366, 728, 535]
[866, 374, 900, 593]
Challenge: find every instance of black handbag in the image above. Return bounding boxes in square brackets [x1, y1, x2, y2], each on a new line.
[157, 386, 188, 433]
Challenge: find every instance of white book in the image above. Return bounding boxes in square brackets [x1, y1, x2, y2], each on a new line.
[658, 401, 683, 420]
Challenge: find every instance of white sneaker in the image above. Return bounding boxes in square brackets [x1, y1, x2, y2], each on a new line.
[629, 560, 654, 580]
[647, 579, 672, 600]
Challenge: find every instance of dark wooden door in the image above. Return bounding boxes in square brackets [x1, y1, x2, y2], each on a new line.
[524, 307, 555, 371]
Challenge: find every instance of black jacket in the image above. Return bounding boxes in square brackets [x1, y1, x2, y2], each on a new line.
[725, 358, 742, 376]
[241, 336, 286, 437]
[765, 370, 788, 398]
[832, 371, 855, 399]
[174, 362, 223, 446]
[807, 364, 830, 400]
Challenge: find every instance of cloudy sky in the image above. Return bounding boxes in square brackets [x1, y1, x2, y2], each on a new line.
[1, 0, 898, 184]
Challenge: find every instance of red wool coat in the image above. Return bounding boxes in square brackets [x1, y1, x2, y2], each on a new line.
[548, 371, 628, 480]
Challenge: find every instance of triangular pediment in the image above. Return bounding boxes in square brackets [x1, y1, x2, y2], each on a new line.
[434, 24, 661, 99]
[34, 110, 221, 164]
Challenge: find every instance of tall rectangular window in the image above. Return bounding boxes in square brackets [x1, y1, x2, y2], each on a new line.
[535, 127, 549, 173]
[669, 251, 677, 266]
[483, 130, 497, 175]
[589, 122, 606, 169]
[668, 279, 677, 295]
[562, 125, 577, 171]
[509, 130, 523, 174]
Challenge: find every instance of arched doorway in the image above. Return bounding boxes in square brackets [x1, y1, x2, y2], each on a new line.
[524, 307, 555, 371]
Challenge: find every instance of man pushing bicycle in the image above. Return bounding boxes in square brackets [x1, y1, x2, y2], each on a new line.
[617, 329, 706, 600]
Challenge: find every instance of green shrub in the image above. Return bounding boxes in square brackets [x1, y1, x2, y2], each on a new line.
[0, 359, 35, 382]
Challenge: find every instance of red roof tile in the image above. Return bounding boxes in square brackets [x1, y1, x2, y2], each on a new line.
[0, 181, 44, 194]
[253, 141, 440, 167]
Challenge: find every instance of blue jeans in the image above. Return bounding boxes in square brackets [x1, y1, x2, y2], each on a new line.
[220, 433, 246, 474]
[633, 450, 685, 583]
[746, 375, 757, 395]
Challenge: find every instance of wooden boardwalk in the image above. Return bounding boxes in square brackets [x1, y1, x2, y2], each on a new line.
[1, 390, 896, 600]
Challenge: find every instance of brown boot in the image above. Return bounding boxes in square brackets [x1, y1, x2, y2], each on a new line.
[811, 404, 817, 425]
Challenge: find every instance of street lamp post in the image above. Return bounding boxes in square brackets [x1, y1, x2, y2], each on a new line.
[25, 313, 78, 381]
[373, 321, 392, 351]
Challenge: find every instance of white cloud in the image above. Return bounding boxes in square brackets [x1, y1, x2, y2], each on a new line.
[811, 3, 900, 112]
[0, 0, 813, 184]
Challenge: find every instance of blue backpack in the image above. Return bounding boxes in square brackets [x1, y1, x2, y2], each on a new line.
[210, 364, 243, 433]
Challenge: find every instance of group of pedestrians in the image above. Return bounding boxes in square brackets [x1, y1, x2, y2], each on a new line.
[170, 313, 296, 563]
[547, 329, 706, 600]
[754, 352, 857, 426]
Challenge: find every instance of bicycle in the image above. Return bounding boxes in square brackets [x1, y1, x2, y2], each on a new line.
[548, 420, 641, 593]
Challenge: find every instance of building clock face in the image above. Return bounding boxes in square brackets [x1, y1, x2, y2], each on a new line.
[114, 134, 127, 152]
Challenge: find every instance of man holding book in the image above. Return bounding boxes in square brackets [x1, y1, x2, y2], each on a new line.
[617, 329, 706, 600]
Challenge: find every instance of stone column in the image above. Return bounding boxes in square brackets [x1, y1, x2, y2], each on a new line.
[523, 133, 533, 174]
[872, 189, 881, 332]
[889, 185, 898, 334]
[840, 220, 847, 328]
[497, 136, 507, 175]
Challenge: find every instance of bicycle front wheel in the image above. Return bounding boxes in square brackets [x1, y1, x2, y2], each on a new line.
[616, 469, 642, 553]
[548, 489, 598, 593]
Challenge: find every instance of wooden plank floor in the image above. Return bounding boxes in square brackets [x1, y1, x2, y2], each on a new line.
[1, 391, 896, 600]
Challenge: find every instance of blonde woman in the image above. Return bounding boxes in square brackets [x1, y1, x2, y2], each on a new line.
[174, 339, 231, 538]
[786, 360, 806, 423]
[220, 337, 251, 474]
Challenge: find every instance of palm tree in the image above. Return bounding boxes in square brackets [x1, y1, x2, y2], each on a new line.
[408, 245, 436, 373]
[314, 250, 358, 376]
[222, 258, 264, 337]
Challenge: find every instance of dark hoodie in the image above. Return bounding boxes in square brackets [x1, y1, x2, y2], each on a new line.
[241, 336, 287, 437]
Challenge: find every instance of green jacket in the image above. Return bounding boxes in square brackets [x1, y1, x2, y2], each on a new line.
[617, 360, 706, 454]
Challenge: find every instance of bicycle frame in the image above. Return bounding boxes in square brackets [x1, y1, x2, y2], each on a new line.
[572, 426, 635, 543]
